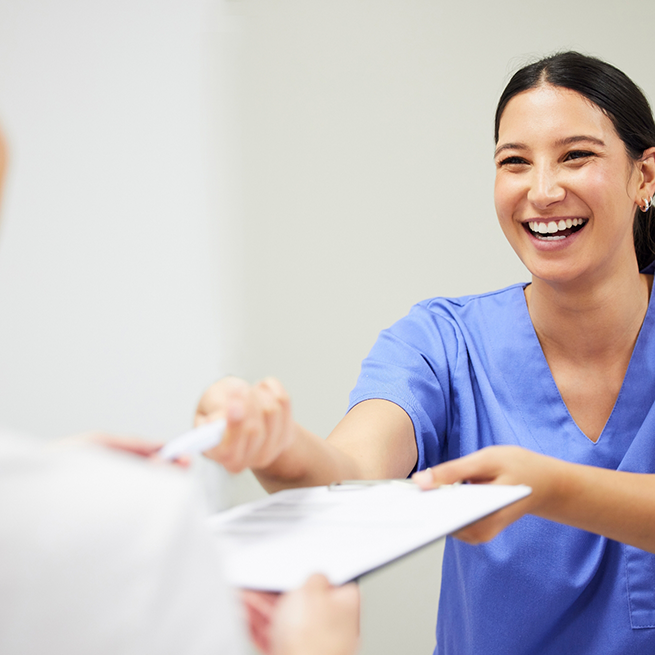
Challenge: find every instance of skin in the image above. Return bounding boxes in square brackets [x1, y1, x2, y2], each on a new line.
[270, 575, 360, 655]
[241, 576, 360, 655]
[413, 446, 655, 552]
[197, 380, 416, 488]
[196, 83, 655, 556]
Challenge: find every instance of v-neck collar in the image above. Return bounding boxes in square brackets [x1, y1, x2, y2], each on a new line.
[493, 283, 655, 467]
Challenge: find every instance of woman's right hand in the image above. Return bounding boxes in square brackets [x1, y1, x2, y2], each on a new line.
[412, 445, 559, 544]
[194, 376, 295, 473]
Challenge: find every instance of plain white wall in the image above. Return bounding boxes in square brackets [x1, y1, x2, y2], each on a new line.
[229, 1, 655, 653]
[0, 0, 232, 446]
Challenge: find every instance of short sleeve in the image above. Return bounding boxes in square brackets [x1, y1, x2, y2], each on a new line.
[348, 302, 460, 472]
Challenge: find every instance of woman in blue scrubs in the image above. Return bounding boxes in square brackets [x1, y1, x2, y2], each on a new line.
[198, 52, 655, 654]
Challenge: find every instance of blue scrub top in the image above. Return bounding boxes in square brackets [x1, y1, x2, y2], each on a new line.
[349, 282, 655, 655]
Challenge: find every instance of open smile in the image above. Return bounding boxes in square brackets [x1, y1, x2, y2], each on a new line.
[523, 218, 588, 241]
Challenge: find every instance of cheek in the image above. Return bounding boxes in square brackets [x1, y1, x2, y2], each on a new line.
[571, 160, 631, 205]
[494, 176, 522, 226]
[575, 166, 608, 196]
[493, 177, 506, 220]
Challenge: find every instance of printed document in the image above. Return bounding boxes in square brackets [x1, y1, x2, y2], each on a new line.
[207, 482, 530, 591]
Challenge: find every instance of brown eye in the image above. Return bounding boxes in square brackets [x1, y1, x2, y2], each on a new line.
[498, 156, 528, 167]
[565, 150, 594, 161]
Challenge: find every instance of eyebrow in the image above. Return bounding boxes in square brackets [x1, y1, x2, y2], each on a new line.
[494, 135, 607, 159]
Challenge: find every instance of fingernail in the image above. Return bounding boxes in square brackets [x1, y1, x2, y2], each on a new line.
[412, 469, 434, 486]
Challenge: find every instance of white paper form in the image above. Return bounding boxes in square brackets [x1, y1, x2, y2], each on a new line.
[207, 482, 531, 591]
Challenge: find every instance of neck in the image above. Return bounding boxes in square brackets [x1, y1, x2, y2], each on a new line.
[526, 265, 652, 363]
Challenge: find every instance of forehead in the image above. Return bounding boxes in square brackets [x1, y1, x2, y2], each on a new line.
[497, 84, 618, 145]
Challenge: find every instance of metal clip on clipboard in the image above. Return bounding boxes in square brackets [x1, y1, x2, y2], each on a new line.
[327, 479, 462, 491]
[328, 479, 416, 491]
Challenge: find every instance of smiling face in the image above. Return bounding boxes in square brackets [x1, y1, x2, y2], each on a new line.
[494, 84, 644, 286]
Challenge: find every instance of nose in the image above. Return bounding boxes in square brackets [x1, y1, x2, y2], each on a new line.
[527, 163, 566, 209]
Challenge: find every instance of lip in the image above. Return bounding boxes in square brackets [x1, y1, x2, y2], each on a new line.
[520, 216, 589, 252]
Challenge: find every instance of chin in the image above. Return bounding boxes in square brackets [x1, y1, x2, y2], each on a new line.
[520, 255, 589, 287]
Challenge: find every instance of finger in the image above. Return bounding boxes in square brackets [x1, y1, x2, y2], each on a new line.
[229, 387, 269, 471]
[241, 590, 281, 655]
[195, 377, 249, 425]
[256, 378, 293, 467]
[83, 433, 164, 458]
[412, 448, 504, 489]
[249, 379, 287, 468]
[331, 582, 361, 617]
[452, 496, 532, 544]
[238, 383, 275, 469]
[150, 453, 192, 469]
[302, 573, 331, 592]
[245, 607, 272, 654]
[411, 458, 472, 489]
[257, 378, 291, 422]
[241, 589, 281, 620]
[203, 388, 251, 470]
[231, 378, 291, 471]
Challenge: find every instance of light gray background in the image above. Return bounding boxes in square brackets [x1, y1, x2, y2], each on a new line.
[1, 1, 654, 654]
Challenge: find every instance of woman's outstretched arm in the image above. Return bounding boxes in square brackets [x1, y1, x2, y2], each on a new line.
[195, 377, 417, 492]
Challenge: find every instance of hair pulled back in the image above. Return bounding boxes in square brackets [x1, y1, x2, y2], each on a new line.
[495, 51, 655, 270]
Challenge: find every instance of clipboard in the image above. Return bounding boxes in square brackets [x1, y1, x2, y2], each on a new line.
[207, 481, 531, 591]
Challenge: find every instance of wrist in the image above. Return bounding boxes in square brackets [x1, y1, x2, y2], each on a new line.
[252, 422, 309, 490]
[533, 456, 580, 522]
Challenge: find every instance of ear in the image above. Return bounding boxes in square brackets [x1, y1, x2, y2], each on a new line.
[636, 146, 655, 205]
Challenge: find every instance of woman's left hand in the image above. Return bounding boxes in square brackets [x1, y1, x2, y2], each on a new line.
[412, 446, 563, 544]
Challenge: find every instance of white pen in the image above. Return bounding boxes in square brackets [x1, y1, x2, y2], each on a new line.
[159, 419, 227, 461]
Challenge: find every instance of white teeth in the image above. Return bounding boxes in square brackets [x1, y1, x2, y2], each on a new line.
[527, 218, 587, 237]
